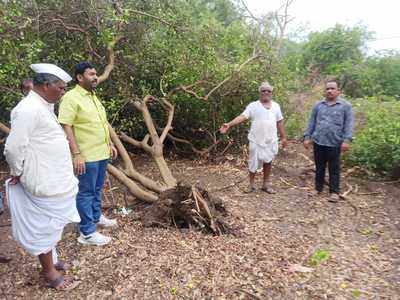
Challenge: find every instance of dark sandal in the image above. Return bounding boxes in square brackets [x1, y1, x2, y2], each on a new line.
[39, 260, 70, 278]
[244, 186, 257, 193]
[0, 256, 12, 263]
[46, 275, 80, 291]
[54, 260, 70, 271]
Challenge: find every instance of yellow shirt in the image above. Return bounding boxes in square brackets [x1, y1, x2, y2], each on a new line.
[58, 85, 110, 162]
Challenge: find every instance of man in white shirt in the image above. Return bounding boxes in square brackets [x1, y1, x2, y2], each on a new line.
[219, 82, 287, 193]
[4, 64, 80, 291]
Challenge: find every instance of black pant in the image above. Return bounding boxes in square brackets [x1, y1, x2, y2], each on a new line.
[313, 143, 341, 194]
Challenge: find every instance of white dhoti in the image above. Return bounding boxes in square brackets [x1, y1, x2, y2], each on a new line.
[4, 90, 80, 263]
[248, 140, 278, 172]
[6, 179, 80, 259]
[247, 118, 279, 173]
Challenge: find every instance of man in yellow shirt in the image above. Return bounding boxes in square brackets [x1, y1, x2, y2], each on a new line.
[59, 62, 118, 246]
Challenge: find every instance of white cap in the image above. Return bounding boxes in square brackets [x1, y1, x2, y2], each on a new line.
[30, 63, 72, 83]
[259, 81, 273, 92]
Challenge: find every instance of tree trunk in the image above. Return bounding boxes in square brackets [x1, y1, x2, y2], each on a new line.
[107, 164, 158, 203]
[154, 154, 177, 188]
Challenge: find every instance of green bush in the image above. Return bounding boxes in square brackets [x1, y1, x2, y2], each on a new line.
[0, 0, 291, 149]
[345, 98, 400, 175]
[284, 112, 307, 139]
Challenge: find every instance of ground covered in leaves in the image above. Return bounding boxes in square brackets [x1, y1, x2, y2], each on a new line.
[1, 142, 399, 299]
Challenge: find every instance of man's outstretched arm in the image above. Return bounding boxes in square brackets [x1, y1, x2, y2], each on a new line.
[219, 115, 248, 134]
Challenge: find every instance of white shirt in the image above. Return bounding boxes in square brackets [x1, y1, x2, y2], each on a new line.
[4, 91, 78, 198]
[241, 100, 283, 146]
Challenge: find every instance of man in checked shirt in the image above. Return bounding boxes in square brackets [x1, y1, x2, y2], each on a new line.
[303, 79, 354, 202]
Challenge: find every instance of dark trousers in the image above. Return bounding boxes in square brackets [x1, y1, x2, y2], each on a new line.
[313, 143, 341, 194]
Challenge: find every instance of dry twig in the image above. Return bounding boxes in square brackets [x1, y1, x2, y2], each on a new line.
[299, 153, 314, 166]
[210, 176, 247, 192]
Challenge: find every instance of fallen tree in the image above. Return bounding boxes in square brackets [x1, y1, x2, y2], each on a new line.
[0, 76, 237, 236]
[0, 1, 266, 235]
[106, 87, 233, 234]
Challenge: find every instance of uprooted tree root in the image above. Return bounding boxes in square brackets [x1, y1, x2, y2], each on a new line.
[141, 183, 232, 235]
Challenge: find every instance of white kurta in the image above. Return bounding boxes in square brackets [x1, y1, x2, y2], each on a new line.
[4, 90, 80, 256]
[241, 100, 283, 172]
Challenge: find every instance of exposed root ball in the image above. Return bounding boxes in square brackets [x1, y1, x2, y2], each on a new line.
[141, 183, 230, 235]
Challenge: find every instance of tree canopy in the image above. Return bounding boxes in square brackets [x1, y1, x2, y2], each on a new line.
[0, 0, 399, 174]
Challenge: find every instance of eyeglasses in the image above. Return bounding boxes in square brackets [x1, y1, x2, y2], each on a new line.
[261, 89, 272, 93]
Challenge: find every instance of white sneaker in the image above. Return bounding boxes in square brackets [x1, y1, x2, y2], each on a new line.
[98, 214, 118, 228]
[77, 231, 111, 246]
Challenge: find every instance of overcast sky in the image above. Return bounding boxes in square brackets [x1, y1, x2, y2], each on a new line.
[245, 0, 400, 54]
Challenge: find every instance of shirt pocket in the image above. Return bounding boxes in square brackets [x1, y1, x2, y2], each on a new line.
[332, 111, 344, 126]
[76, 101, 102, 124]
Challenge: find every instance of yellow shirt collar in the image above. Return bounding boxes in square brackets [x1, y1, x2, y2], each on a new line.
[74, 84, 96, 97]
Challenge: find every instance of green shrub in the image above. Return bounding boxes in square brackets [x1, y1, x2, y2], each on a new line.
[345, 98, 400, 175]
[284, 112, 307, 139]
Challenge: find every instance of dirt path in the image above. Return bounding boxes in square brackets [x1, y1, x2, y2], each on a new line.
[1, 142, 399, 299]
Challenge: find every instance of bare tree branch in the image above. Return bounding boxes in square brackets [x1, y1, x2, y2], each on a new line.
[165, 131, 222, 157]
[109, 125, 164, 193]
[127, 95, 177, 188]
[274, 0, 295, 55]
[132, 100, 143, 111]
[239, 0, 259, 23]
[166, 80, 208, 101]
[97, 36, 122, 84]
[42, 17, 88, 34]
[120, 132, 152, 153]
[162, 52, 260, 104]
[204, 52, 260, 100]
[159, 98, 174, 144]
[128, 9, 174, 28]
[107, 164, 158, 203]
[139, 96, 161, 145]
[98, 1, 124, 84]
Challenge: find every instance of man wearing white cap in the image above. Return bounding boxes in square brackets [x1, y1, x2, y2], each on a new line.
[219, 82, 287, 193]
[4, 63, 80, 290]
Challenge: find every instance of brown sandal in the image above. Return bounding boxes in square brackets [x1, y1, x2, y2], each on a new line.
[46, 275, 80, 291]
[261, 186, 276, 194]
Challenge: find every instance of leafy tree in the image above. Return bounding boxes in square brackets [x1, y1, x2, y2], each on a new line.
[302, 24, 370, 75]
[346, 98, 400, 176]
[365, 51, 400, 99]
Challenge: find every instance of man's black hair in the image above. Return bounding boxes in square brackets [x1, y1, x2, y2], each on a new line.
[74, 62, 95, 81]
[325, 78, 341, 89]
